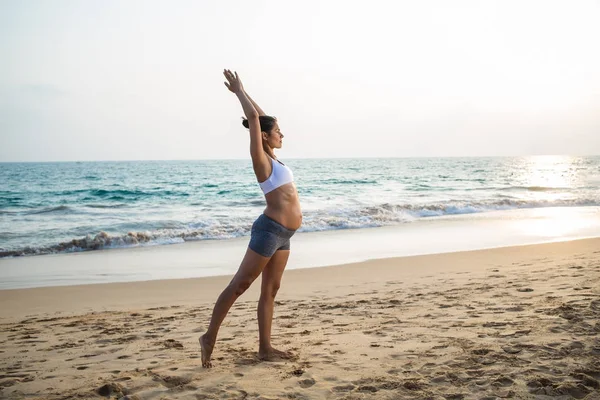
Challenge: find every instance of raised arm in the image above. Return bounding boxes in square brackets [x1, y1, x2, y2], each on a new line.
[223, 69, 270, 180]
[244, 91, 266, 117]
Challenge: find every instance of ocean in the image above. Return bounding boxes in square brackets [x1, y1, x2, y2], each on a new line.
[1, 155, 599, 259]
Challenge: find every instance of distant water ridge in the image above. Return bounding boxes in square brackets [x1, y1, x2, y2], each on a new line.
[1, 156, 599, 257]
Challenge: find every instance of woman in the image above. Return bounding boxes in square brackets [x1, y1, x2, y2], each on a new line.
[199, 70, 302, 368]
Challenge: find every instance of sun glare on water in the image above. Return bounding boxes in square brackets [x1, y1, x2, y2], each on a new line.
[512, 156, 594, 238]
[522, 155, 575, 189]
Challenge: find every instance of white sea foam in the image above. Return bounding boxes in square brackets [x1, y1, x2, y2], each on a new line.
[3, 197, 600, 257]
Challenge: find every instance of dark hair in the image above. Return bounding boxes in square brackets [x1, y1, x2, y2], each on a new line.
[242, 115, 277, 133]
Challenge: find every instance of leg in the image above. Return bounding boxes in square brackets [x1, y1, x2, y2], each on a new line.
[257, 249, 292, 361]
[200, 247, 271, 367]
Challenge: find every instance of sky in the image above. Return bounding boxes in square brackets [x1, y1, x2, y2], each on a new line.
[1, 0, 599, 162]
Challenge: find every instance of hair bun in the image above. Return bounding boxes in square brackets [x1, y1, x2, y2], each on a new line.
[240, 115, 276, 131]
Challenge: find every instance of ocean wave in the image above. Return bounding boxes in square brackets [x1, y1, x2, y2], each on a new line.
[25, 205, 72, 215]
[53, 188, 192, 198]
[0, 231, 158, 258]
[0, 231, 19, 239]
[89, 189, 152, 198]
[322, 178, 378, 185]
[354, 198, 599, 219]
[318, 198, 600, 228]
[0, 225, 251, 258]
[84, 203, 129, 209]
[0, 205, 74, 215]
[0, 209, 18, 215]
[0, 196, 25, 207]
[2, 198, 599, 258]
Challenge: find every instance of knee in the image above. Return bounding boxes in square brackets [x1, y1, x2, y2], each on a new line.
[230, 277, 254, 297]
[263, 282, 281, 299]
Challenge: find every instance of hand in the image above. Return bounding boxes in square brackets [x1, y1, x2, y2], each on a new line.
[223, 69, 244, 94]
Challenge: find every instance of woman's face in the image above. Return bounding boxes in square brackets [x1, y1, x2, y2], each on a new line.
[264, 122, 284, 149]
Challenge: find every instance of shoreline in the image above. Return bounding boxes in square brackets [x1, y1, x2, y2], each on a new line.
[1, 237, 598, 321]
[2, 206, 600, 291]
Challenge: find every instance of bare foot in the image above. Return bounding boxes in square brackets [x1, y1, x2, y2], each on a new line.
[258, 346, 296, 361]
[199, 334, 214, 368]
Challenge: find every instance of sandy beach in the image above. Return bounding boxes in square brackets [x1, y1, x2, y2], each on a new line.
[1, 238, 599, 399]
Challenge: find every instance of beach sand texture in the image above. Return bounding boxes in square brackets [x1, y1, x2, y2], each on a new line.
[1, 239, 599, 399]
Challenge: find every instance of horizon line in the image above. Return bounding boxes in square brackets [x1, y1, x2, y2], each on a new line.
[1, 154, 599, 164]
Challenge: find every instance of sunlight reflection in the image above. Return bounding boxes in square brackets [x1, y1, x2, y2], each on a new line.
[522, 155, 575, 190]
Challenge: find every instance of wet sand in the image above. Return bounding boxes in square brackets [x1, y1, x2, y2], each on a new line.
[1, 238, 599, 399]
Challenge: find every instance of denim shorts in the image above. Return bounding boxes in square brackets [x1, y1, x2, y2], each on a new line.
[248, 214, 296, 257]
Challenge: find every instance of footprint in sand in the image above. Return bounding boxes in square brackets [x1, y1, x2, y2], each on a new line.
[155, 374, 192, 388]
[516, 287, 534, 292]
[160, 339, 183, 349]
[299, 378, 316, 388]
[502, 346, 522, 354]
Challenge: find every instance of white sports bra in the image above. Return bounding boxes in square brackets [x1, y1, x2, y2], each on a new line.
[259, 156, 294, 195]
